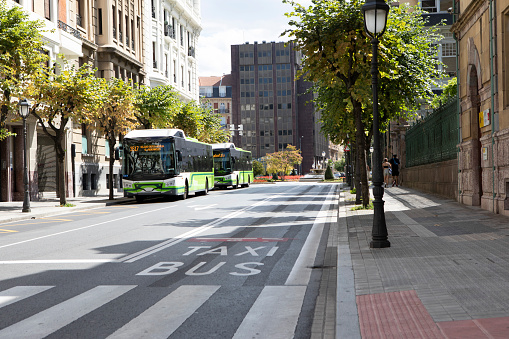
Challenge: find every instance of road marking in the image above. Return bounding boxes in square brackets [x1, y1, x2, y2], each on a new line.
[72, 211, 111, 215]
[107, 285, 219, 339]
[120, 195, 283, 263]
[0, 229, 18, 234]
[188, 237, 290, 242]
[285, 185, 337, 286]
[0, 259, 119, 264]
[0, 285, 135, 338]
[233, 286, 307, 339]
[0, 286, 54, 309]
[110, 206, 139, 209]
[39, 218, 73, 222]
[187, 204, 218, 211]
[0, 206, 176, 250]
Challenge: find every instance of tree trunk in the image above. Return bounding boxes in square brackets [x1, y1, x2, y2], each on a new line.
[353, 101, 370, 207]
[108, 135, 116, 200]
[354, 144, 362, 204]
[56, 139, 67, 206]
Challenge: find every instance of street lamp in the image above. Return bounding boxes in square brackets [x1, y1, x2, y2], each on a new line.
[322, 151, 326, 169]
[18, 98, 31, 213]
[362, 0, 390, 248]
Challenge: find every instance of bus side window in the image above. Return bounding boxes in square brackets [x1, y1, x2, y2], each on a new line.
[176, 150, 183, 162]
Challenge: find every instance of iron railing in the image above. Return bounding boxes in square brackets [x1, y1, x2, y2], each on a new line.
[405, 98, 458, 167]
[58, 20, 81, 39]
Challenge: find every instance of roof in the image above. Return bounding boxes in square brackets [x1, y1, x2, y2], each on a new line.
[124, 129, 186, 139]
[199, 74, 233, 87]
[212, 143, 236, 149]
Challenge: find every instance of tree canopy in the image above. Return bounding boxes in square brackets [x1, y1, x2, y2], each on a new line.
[264, 145, 302, 179]
[0, 1, 46, 140]
[283, 0, 443, 205]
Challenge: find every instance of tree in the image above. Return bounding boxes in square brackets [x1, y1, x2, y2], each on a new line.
[95, 78, 138, 200]
[264, 145, 302, 180]
[29, 61, 99, 205]
[284, 0, 442, 206]
[431, 78, 457, 108]
[0, 2, 47, 140]
[171, 101, 229, 143]
[134, 85, 180, 129]
[253, 160, 264, 177]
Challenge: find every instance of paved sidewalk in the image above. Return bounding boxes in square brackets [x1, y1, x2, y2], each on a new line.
[334, 186, 509, 339]
[0, 194, 128, 225]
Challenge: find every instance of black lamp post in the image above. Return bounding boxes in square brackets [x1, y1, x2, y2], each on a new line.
[362, 0, 390, 248]
[18, 98, 31, 213]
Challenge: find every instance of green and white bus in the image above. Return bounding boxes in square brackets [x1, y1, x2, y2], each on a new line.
[212, 143, 253, 189]
[121, 129, 213, 202]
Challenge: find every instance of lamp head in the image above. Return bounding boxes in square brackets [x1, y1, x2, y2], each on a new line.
[18, 98, 31, 119]
[362, 0, 390, 38]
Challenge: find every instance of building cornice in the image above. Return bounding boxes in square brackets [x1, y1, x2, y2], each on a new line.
[451, 0, 489, 38]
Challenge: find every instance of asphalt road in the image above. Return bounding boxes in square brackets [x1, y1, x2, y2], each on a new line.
[0, 182, 339, 339]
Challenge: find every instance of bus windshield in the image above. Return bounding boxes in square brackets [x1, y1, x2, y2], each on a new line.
[124, 139, 176, 180]
[213, 150, 231, 175]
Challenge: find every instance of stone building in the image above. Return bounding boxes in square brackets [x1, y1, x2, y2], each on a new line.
[199, 75, 233, 128]
[451, 0, 509, 215]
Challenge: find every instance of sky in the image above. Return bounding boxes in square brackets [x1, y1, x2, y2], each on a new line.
[197, 0, 312, 77]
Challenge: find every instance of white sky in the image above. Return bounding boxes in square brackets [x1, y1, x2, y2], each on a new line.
[197, 0, 312, 77]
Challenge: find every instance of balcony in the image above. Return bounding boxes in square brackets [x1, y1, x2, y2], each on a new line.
[58, 20, 81, 39]
[164, 25, 176, 39]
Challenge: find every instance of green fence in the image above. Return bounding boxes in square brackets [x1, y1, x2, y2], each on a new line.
[405, 99, 459, 167]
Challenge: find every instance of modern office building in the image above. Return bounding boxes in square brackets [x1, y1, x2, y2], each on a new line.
[230, 41, 328, 174]
[199, 75, 233, 128]
[144, 0, 201, 102]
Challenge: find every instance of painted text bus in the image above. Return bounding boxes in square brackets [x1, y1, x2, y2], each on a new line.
[212, 143, 253, 189]
[122, 129, 213, 202]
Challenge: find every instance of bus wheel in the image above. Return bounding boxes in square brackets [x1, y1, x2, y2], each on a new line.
[135, 195, 145, 203]
[180, 183, 188, 200]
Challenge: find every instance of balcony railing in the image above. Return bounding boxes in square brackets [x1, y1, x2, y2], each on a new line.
[58, 20, 81, 39]
[164, 25, 175, 39]
[188, 46, 195, 57]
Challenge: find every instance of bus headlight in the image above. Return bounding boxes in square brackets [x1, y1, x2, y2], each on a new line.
[124, 182, 133, 188]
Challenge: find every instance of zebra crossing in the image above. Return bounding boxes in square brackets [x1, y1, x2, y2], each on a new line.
[0, 283, 308, 338]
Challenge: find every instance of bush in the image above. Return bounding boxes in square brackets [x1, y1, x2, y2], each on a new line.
[253, 160, 264, 177]
[324, 165, 334, 180]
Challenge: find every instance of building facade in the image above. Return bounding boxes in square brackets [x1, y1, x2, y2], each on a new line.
[451, 0, 509, 216]
[230, 41, 328, 174]
[199, 75, 233, 128]
[144, 0, 201, 102]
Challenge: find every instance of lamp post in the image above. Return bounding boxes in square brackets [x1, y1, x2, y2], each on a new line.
[18, 98, 31, 213]
[362, 0, 390, 248]
[321, 151, 326, 169]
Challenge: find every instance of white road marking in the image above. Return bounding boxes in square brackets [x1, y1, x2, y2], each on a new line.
[107, 285, 220, 339]
[0, 286, 53, 308]
[0, 285, 135, 339]
[285, 185, 337, 286]
[233, 286, 307, 339]
[0, 259, 119, 264]
[0, 206, 176, 250]
[120, 194, 283, 263]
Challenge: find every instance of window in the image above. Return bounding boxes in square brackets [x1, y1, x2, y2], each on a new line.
[82, 124, 88, 154]
[442, 43, 456, 57]
[98, 9, 103, 35]
[44, 0, 51, 20]
[219, 86, 226, 97]
[105, 139, 110, 158]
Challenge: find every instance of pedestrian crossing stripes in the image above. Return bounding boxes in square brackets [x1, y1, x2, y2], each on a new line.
[0, 284, 306, 338]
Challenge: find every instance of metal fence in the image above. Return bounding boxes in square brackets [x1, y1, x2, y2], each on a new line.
[405, 99, 458, 167]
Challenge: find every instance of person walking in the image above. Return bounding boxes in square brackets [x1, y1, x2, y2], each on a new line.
[389, 154, 400, 187]
[382, 158, 392, 188]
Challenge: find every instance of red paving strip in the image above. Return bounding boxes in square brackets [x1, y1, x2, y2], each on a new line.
[357, 290, 444, 338]
[438, 317, 509, 339]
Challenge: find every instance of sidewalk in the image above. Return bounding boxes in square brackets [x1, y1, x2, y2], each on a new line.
[330, 186, 509, 339]
[0, 194, 129, 225]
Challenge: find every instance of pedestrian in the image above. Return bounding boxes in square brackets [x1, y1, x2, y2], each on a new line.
[382, 158, 391, 188]
[389, 154, 400, 187]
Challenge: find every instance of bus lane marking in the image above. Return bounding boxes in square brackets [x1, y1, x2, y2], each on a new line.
[121, 193, 284, 263]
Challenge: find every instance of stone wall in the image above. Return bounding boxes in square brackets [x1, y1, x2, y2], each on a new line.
[402, 159, 458, 200]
